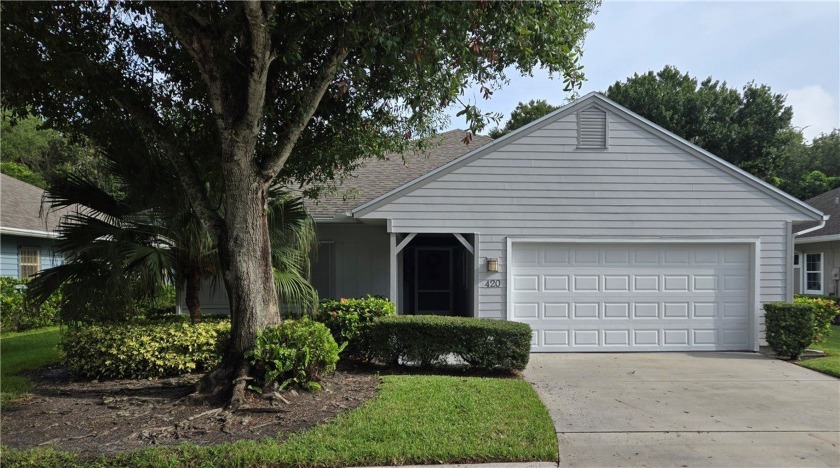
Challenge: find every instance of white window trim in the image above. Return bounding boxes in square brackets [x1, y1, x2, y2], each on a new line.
[804, 252, 824, 295]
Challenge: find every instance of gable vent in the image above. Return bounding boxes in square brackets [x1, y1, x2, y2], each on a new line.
[577, 106, 608, 148]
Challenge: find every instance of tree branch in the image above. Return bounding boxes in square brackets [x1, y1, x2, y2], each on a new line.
[237, 0, 275, 147]
[153, 5, 229, 131]
[111, 95, 225, 243]
[259, 44, 349, 181]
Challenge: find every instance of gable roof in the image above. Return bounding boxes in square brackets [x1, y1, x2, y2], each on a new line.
[352, 92, 825, 222]
[0, 174, 63, 237]
[306, 130, 493, 218]
[797, 187, 840, 239]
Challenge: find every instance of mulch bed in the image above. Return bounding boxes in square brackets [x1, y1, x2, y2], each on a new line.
[1, 365, 379, 455]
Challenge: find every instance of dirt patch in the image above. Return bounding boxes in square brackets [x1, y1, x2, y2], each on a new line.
[1, 365, 379, 454]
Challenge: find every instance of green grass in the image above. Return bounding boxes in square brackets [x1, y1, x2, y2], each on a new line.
[800, 325, 840, 378]
[2, 374, 558, 467]
[1, 326, 61, 405]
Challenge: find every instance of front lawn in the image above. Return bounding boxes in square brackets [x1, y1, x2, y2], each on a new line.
[800, 325, 840, 378]
[2, 374, 558, 467]
[1, 326, 61, 405]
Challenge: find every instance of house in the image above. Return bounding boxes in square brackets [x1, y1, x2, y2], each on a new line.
[191, 92, 825, 352]
[793, 186, 840, 296]
[0, 174, 63, 279]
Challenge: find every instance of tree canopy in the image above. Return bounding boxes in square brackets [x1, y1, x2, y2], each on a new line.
[1, 0, 600, 405]
[488, 99, 560, 138]
[605, 65, 797, 179]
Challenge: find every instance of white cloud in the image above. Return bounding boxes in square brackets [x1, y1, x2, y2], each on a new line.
[786, 85, 839, 141]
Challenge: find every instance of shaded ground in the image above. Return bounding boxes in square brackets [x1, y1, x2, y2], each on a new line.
[1, 365, 378, 455]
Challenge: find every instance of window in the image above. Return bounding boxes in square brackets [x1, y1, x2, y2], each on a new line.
[577, 106, 608, 148]
[310, 242, 335, 300]
[793, 253, 800, 266]
[805, 253, 823, 294]
[18, 247, 41, 278]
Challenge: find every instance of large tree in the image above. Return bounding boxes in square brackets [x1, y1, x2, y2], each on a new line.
[606, 65, 797, 179]
[2, 1, 597, 404]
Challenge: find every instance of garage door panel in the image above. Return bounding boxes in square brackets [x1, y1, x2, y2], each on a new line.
[511, 243, 752, 352]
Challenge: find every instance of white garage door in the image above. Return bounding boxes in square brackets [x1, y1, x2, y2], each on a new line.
[509, 243, 752, 352]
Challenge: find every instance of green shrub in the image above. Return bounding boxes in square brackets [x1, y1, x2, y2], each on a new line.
[764, 302, 816, 360]
[61, 320, 230, 379]
[367, 315, 532, 371]
[794, 295, 840, 341]
[1, 277, 61, 332]
[248, 318, 340, 391]
[314, 295, 395, 359]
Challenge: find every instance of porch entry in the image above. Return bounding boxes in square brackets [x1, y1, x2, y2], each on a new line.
[390, 233, 475, 316]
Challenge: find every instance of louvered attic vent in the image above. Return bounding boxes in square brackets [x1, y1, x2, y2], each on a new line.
[577, 106, 608, 148]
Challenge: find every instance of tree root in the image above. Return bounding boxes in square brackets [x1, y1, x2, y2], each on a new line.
[193, 360, 254, 410]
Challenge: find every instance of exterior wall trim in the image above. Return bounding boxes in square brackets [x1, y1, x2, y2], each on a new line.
[0, 227, 57, 239]
[795, 234, 840, 244]
[504, 236, 762, 352]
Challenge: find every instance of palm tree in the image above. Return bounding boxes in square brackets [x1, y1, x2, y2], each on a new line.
[30, 173, 318, 324]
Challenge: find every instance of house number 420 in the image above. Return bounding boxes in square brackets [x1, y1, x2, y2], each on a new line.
[483, 279, 501, 288]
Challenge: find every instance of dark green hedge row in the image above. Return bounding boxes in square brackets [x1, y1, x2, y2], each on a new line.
[367, 315, 532, 371]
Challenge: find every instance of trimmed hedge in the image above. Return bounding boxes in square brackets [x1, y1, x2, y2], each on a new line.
[764, 302, 816, 360]
[61, 320, 230, 379]
[314, 296, 395, 359]
[368, 315, 532, 371]
[1, 277, 60, 332]
[248, 318, 340, 392]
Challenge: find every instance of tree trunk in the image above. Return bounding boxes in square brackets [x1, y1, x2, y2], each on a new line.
[185, 269, 202, 324]
[197, 167, 280, 407]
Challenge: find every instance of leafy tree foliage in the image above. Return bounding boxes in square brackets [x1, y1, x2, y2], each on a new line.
[2, 1, 598, 404]
[488, 99, 560, 138]
[0, 113, 111, 189]
[775, 130, 840, 200]
[606, 65, 797, 179]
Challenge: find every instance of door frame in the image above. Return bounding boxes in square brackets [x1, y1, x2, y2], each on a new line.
[505, 237, 761, 351]
[414, 246, 455, 314]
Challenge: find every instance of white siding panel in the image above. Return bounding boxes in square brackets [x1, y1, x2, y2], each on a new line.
[364, 110, 809, 345]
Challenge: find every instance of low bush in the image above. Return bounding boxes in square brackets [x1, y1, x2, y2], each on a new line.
[368, 315, 532, 371]
[61, 320, 230, 379]
[314, 295, 395, 359]
[248, 318, 340, 391]
[794, 295, 840, 340]
[764, 302, 816, 360]
[1, 277, 60, 332]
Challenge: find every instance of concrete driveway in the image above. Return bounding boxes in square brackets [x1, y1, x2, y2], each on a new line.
[525, 353, 840, 467]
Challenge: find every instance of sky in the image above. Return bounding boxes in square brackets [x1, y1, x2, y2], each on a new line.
[445, 1, 840, 141]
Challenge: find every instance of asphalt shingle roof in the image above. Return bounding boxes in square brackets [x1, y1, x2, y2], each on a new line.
[0, 173, 64, 234]
[799, 187, 840, 238]
[305, 130, 493, 218]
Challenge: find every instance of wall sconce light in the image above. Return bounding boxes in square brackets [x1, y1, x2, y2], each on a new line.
[486, 258, 499, 272]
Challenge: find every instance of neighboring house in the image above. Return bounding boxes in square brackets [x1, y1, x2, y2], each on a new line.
[190, 92, 825, 353]
[793, 187, 840, 296]
[0, 174, 63, 279]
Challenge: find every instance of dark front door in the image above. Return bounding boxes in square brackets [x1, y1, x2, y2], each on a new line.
[414, 247, 453, 314]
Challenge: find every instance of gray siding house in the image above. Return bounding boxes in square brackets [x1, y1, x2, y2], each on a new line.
[192, 93, 825, 352]
[793, 187, 840, 296]
[0, 174, 63, 279]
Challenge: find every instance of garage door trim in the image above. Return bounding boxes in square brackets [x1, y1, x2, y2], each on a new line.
[505, 237, 761, 352]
